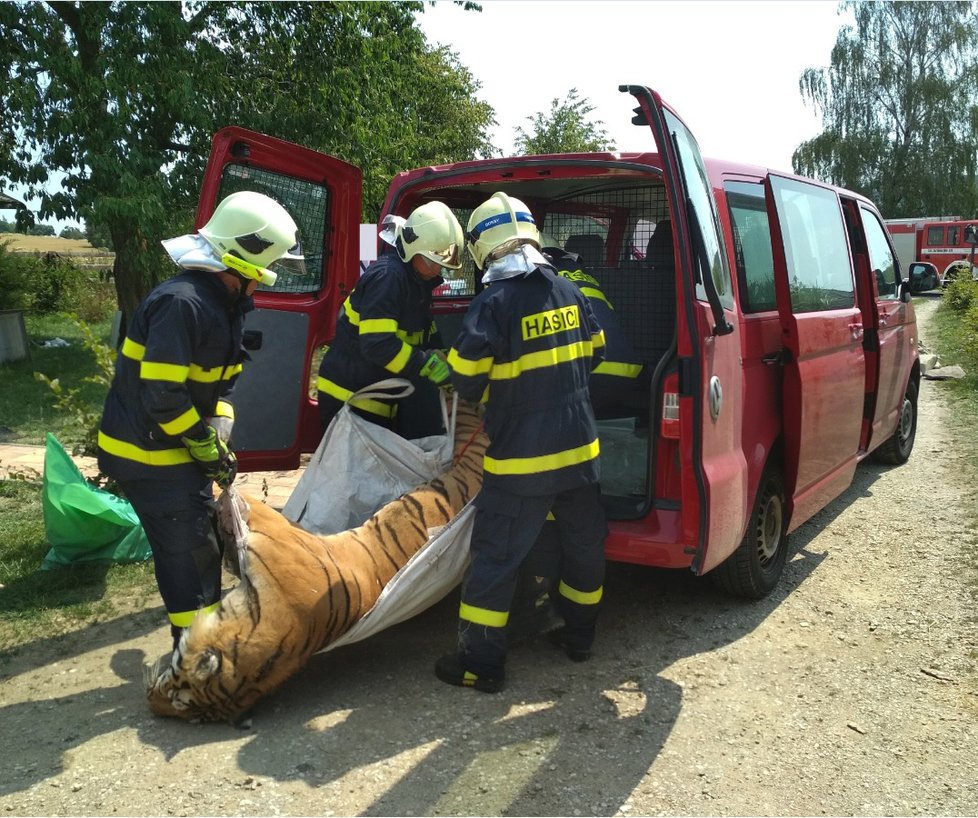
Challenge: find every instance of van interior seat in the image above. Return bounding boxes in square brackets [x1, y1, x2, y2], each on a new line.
[564, 233, 605, 267]
[598, 221, 676, 370]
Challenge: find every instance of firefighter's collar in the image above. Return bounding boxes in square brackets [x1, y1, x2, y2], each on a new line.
[481, 244, 549, 283]
[162, 233, 225, 272]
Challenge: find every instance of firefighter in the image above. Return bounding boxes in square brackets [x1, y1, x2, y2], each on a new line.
[504, 242, 649, 639]
[435, 192, 609, 693]
[97, 190, 304, 651]
[316, 201, 464, 439]
[540, 240, 647, 416]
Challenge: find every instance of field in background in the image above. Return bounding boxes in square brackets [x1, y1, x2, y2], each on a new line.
[1, 233, 114, 271]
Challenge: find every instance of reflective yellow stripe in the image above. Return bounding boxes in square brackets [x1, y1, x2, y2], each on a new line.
[140, 360, 190, 383]
[214, 400, 234, 419]
[593, 361, 643, 378]
[448, 348, 493, 377]
[546, 511, 556, 521]
[459, 602, 509, 628]
[124, 336, 239, 384]
[558, 580, 603, 606]
[316, 376, 395, 418]
[484, 438, 600, 476]
[343, 298, 359, 324]
[385, 342, 412, 374]
[490, 340, 593, 381]
[592, 330, 606, 351]
[188, 363, 242, 383]
[121, 337, 146, 360]
[159, 406, 202, 437]
[462, 671, 479, 687]
[98, 431, 193, 466]
[168, 601, 221, 628]
[401, 329, 425, 345]
[360, 317, 399, 335]
[581, 286, 612, 307]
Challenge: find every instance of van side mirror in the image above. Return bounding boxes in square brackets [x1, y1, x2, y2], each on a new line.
[965, 224, 978, 246]
[899, 280, 913, 303]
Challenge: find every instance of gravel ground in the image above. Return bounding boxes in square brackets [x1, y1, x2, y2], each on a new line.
[0, 296, 975, 817]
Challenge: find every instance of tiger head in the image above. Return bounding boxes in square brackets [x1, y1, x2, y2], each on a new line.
[146, 397, 487, 724]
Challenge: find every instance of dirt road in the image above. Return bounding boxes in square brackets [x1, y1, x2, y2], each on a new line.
[1, 297, 975, 817]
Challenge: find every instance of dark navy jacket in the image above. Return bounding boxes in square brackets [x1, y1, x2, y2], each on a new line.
[448, 261, 606, 495]
[316, 253, 442, 418]
[97, 271, 248, 481]
[545, 248, 644, 409]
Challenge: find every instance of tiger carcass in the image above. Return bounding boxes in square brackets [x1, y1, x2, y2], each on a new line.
[146, 398, 486, 723]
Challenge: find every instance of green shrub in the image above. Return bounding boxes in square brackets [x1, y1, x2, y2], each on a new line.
[944, 277, 978, 312]
[34, 313, 116, 459]
[0, 242, 115, 319]
[0, 240, 35, 310]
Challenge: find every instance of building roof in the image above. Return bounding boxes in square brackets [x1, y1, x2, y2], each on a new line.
[0, 191, 25, 210]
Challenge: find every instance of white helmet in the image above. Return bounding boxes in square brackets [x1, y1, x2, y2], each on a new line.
[395, 201, 464, 270]
[465, 192, 540, 270]
[199, 191, 304, 286]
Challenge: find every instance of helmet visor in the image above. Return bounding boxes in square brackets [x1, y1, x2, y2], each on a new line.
[424, 242, 462, 270]
[273, 239, 307, 276]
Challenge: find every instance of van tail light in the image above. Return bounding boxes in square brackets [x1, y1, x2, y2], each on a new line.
[661, 372, 680, 439]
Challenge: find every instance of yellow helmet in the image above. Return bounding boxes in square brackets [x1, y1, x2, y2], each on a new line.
[199, 191, 304, 286]
[395, 201, 464, 270]
[465, 192, 540, 270]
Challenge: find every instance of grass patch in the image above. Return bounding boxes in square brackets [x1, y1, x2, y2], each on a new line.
[0, 313, 113, 445]
[928, 294, 978, 433]
[0, 477, 158, 654]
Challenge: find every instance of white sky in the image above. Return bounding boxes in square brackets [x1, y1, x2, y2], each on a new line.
[417, 0, 847, 170]
[20, 0, 847, 233]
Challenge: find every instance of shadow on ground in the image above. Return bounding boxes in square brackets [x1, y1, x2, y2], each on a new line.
[0, 458, 891, 815]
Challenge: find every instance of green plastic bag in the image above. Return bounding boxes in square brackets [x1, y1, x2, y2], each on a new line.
[41, 433, 151, 570]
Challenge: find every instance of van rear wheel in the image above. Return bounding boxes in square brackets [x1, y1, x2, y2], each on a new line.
[711, 467, 788, 599]
[872, 378, 918, 465]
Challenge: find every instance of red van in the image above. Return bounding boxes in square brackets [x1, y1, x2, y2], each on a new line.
[198, 85, 919, 598]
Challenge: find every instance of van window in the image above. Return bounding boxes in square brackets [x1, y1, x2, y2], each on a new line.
[859, 206, 899, 300]
[948, 226, 960, 245]
[217, 163, 330, 294]
[725, 182, 776, 312]
[770, 177, 854, 312]
[927, 226, 944, 246]
[663, 110, 734, 309]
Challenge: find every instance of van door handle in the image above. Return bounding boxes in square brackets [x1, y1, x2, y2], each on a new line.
[762, 351, 784, 366]
[878, 311, 889, 326]
[848, 322, 864, 338]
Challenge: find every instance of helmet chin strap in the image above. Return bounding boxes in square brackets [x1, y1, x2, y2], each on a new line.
[221, 253, 277, 286]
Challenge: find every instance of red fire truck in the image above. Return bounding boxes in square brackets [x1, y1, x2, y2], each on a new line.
[196, 84, 920, 600]
[884, 216, 978, 288]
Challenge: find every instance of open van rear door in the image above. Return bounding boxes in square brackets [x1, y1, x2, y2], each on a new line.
[620, 86, 747, 574]
[764, 174, 865, 528]
[198, 126, 362, 471]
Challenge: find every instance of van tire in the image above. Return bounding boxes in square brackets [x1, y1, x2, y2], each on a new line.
[711, 467, 788, 599]
[872, 378, 918, 465]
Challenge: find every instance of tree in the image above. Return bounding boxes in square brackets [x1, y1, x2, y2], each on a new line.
[514, 89, 615, 156]
[0, 2, 495, 316]
[60, 225, 85, 239]
[794, 1, 978, 219]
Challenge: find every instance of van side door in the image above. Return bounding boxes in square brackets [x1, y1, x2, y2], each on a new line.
[850, 202, 913, 446]
[764, 174, 865, 529]
[199, 126, 362, 471]
[621, 85, 747, 573]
